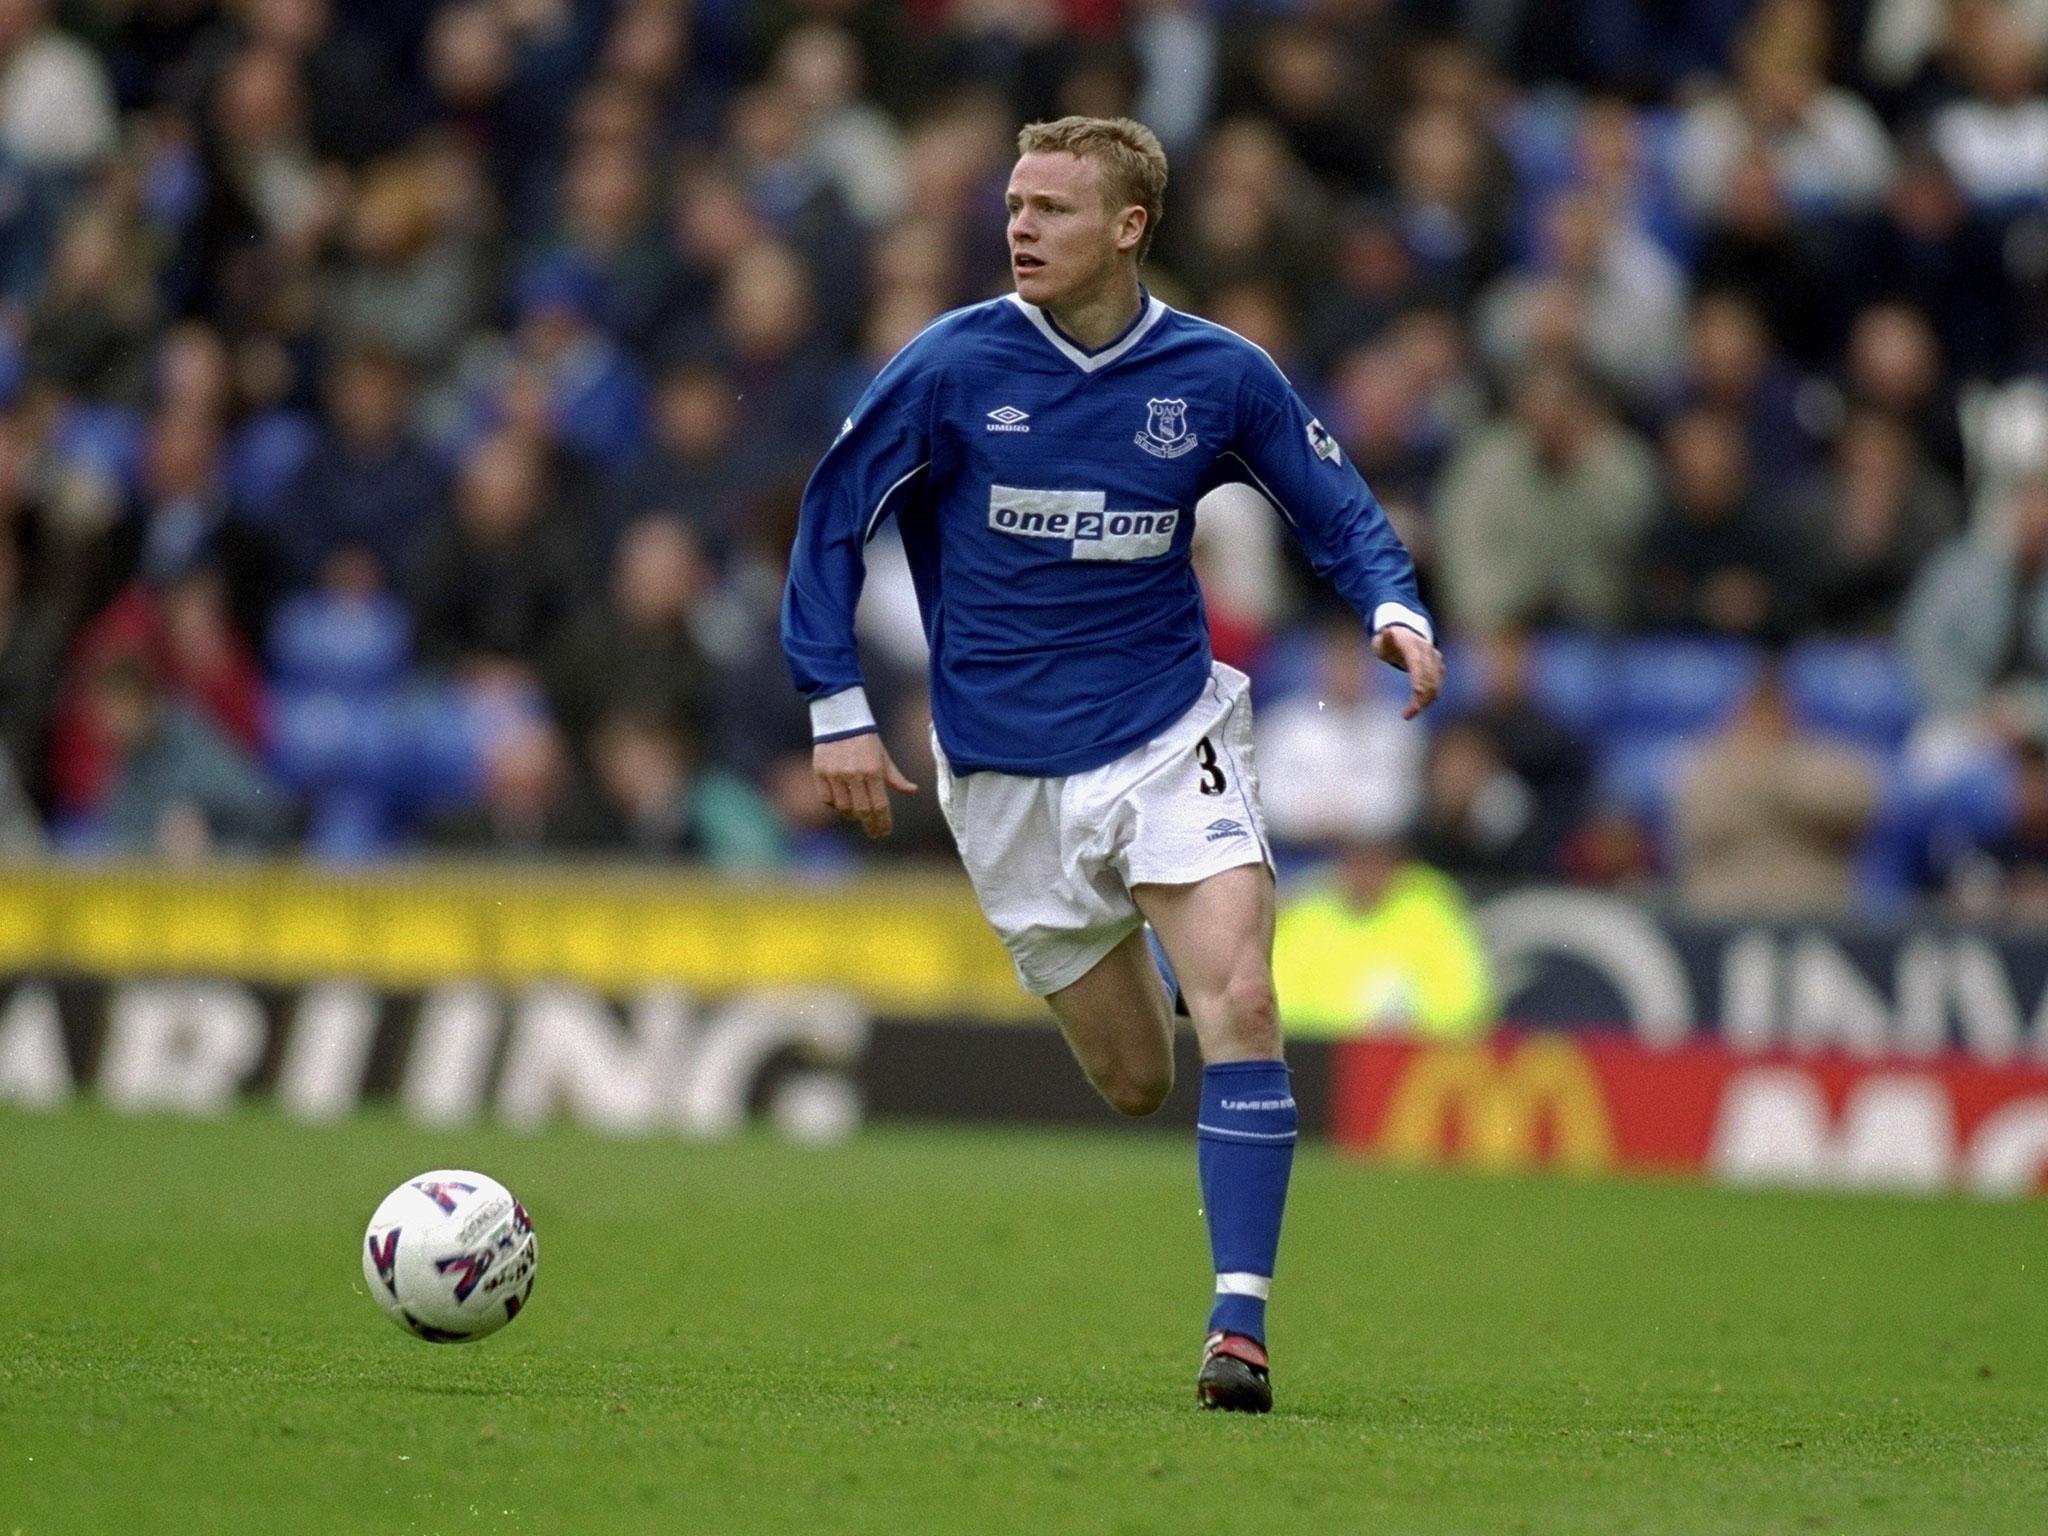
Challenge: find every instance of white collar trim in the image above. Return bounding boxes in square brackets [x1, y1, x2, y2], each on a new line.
[1005, 291, 1166, 373]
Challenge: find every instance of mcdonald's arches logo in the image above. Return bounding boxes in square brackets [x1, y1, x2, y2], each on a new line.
[1332, 1036, 1618, 1172]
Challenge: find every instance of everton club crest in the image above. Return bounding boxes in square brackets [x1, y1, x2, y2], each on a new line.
[1135, 397, 1197, 459]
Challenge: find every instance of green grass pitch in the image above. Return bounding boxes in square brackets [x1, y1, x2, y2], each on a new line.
[3, 1106, 2046, 1535]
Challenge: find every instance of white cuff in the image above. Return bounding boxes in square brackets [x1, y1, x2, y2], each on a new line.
[810, 686, 876, 740]
[1372, 602, 1434, 646]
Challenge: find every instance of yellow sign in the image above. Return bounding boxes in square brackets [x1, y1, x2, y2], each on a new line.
[0, 864, 1034, 1018]
[1377, 1038, 1617, 1172]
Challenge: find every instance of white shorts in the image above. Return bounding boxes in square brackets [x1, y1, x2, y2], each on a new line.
[933, 662, 1273, 996]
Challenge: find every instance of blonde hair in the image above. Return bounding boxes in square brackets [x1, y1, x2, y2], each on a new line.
[1015, 116, 1168, 262]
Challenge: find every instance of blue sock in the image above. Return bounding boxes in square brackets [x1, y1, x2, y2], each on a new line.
[1197, 1060, 1297, 1344]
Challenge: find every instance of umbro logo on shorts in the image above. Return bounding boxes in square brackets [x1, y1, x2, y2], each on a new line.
[1205, 818, 1248, 842]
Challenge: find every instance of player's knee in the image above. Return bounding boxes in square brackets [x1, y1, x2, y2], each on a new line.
[1217, 971, 1279, 1056]
[1099, 1060, 1173, 1117]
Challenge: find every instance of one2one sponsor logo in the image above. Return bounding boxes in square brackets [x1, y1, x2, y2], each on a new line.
[987, 486, 1178, 561]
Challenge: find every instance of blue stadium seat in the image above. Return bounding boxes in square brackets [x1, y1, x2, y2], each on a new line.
[1526, 631, 1617, 734]
[383, 685, 486, 811]
[227, 409, 319, 519]
[1595, 728, 1701, 825]
[1249, 625, 1414, 708]
[1249, 627, 1318, 704]
[305, 787, 399, 862]
[1432, 638, 1486, 717]
[1608, 635, 1761, 733]
[269, 688, 400, 794]
[267, 592, 411, 693]
[1784, 640, 1920, 752]
[52, 403, 145, 494]
[1856, 749, 2016, 915]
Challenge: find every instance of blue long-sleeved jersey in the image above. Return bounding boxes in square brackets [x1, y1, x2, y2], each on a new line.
[780, 290, 1432, 777]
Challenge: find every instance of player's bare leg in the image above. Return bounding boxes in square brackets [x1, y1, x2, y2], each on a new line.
[1134, 864, 1278, 1063]
[1136, 863, 1289, 1413]
[1044, 928, 1176, 1116]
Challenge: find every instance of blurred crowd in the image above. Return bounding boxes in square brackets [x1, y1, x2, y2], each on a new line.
[4, 0, 2048, 925]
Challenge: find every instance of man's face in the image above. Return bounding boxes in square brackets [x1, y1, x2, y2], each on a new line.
[1005, 151, 1138, 308]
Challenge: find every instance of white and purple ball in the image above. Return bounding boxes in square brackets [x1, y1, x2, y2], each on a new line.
[362, 1170, 537, 1342]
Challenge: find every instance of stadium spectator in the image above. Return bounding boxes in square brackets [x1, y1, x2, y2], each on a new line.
[1671, 665, 1880, 914]
[240, 0, 415, 166]
[1301, 200, 1425, 372]
[1634, 406, 1810, 638]
[1857, 145, 2023, 383]
[0, 747, 37, 852]
[1412, 634, 1589, 881]
[1191, 503, 1280, 678]
[1323, 341, 1450, 565]
[1271, 834, 1495, 1040]
[774, 21, 910, 230]
[704, 238, 836, 487]
[0, 518, 61, 798]
[1435, 360, 1658, 636]
[425, 713, 577, 855]
[0, 0, 118, 173]
[104, 404, 284, 649]
[1508, 93, 1690, 269]
[50, 559, 268, 803]
[1229, 15, 1393, 196]
[720, 81, 866, 330]
[544, 513, 713, 757]
[1839, 300, 1965, 480]
[573, 705, 787, 870]
[324, 151, 489, 388]
[207, 43, 336, 257]
[1691, 144, 1846, 366]
[481, 253, 650, 468]
[1925, 1, 2048, 216]
[1675, 4, 1894, 221]
[538, 139, 668, 357]
[1254, 618, 1424, 856]
[409, 431, 583, 687]
[1898, 473, 2048, 723]
[1475, 186, 1689, 409]
[275, 347, 445, 593]
[86, 651, 286, 859]
[1950, 737, 2048, 926]
[1663, 290, 1822, 487]
[21, 201, 158, 408]
[1783, 410, 1961, 636]
[1386, 101, 1511, 303]
[613, 359, 757, 539]
[1158, 118, 1326, 304]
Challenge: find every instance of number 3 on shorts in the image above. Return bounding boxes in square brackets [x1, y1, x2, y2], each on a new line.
[1195, 736, 1227, 796]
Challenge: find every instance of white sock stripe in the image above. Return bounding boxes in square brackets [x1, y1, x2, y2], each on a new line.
[1215, 1272, 1272, 1300]
[1196, 1122, 1299, 1143]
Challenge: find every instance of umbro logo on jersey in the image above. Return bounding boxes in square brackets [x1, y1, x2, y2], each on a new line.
[1205, 818, 1248, 842]
[986, 406, 1031, 433]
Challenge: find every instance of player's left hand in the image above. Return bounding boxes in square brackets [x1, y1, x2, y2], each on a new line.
[814, 731, 919, 839]
[1373, 625, 1444, 721]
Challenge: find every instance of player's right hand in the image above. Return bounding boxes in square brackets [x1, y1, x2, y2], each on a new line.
[814, 732, 918, 839]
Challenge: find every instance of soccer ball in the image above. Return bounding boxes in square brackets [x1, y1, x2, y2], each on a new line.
[362, 1170, 537, 1343]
